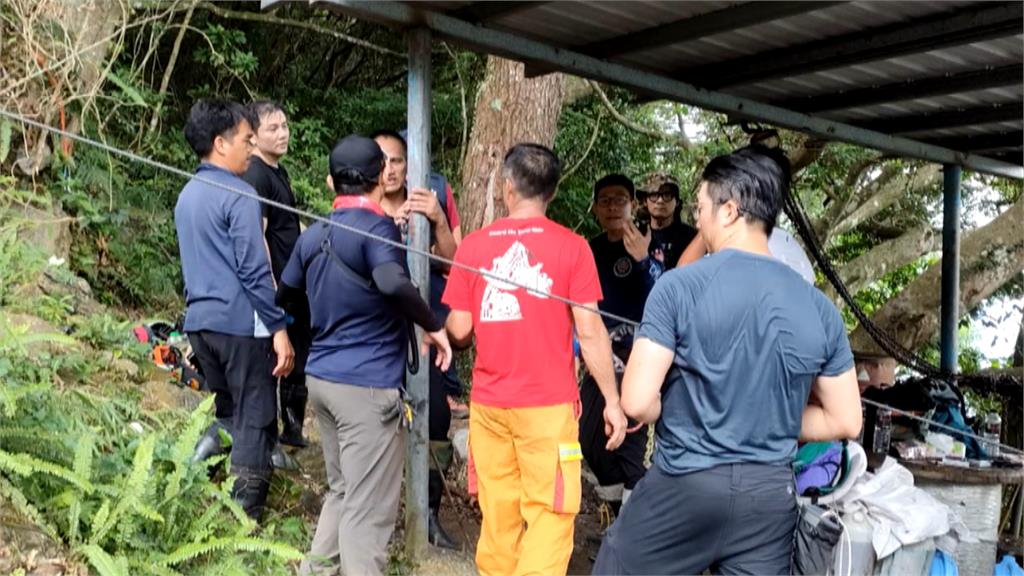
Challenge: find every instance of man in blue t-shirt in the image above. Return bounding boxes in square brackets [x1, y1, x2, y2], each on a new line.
[278, 135, 451, 576]
[593, 146, 862, 575]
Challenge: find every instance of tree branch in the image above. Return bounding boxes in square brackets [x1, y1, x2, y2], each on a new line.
[148, 0, 194, 135]
[199, 2, 403, 58]
[560, 107, 604, 183]
[831, 164, 940, 238]
[587, 80, 690, 149]
[849, 199, 1024, 354]
[788, 136, 827, 176]
[824, 224, 940, 303]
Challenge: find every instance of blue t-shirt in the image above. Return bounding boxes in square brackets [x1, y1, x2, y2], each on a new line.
[638, 249, 854, 475]
[280, 207, 408, 389]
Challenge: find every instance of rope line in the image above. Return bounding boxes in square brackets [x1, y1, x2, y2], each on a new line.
[3, 108, 1021, 456]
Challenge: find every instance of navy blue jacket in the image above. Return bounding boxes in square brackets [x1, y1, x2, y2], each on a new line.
[175, 163, 286, 337]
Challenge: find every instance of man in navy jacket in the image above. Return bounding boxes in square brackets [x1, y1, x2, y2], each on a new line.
[175, 100, 294, 520]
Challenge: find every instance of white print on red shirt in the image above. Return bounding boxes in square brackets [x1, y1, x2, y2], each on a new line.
[480, 241, 553, 322]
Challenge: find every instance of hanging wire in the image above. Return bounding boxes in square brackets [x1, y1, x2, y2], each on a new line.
[3, 108, 1021, 457]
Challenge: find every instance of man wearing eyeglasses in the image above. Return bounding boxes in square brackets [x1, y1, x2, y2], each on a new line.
[581, 174, 661, 517]
[639, 173, 697, 269]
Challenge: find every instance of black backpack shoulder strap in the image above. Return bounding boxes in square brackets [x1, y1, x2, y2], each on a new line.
[308, 221, 374, 289]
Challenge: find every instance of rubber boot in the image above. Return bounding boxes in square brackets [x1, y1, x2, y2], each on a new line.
[279, 387, 308, 448]
[192, 418, 231, 465]
[428, 469, 458, 550]
[231, 465, 272, 521]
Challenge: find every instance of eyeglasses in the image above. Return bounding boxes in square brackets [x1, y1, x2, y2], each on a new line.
[645, 191, 677, 203]
[692, 199, 749, 222]
[596, 196, 630, 208]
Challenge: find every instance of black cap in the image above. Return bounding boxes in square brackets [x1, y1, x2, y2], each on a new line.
[329, 135, 384, 184]
[593, 173, 635, 201]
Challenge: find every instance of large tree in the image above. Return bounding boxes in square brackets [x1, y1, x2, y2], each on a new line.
[459, 57, 564, 232]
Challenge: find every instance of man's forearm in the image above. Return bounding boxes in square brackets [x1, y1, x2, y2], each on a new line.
[579, 335, 619, 404]
[431, 215, 458, 263]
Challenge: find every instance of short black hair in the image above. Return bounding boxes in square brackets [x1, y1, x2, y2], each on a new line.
[370, 129, 407, 154]
[247, 100, 285, 131]
[502, 143, 561, 202]
[700, 145, 790, 235]
[183, 100, 255, 159]
[593, 173, 635, 201]
[333, 171, 377, 196]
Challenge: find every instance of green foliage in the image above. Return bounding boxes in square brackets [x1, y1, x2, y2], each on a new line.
[0, 316, 304, 575]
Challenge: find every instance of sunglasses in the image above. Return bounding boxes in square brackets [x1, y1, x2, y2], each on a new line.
[645, 191, 678, 202]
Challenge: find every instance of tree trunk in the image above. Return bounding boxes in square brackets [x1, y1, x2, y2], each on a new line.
[459, 57, 564, 232]
[849, 199, 1024, 354]
[823, 224, 941, 304]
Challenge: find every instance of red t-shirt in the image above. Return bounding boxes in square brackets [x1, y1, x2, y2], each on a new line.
[443, 216, 602, 408]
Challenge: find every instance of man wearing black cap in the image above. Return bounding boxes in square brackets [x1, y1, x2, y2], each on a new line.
[581, 174, 660, 517]
[639, 173, 697, 269]
[278, 135, 452, 576]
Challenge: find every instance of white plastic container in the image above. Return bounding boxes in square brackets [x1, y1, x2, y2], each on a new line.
[835, 510, 876, 576]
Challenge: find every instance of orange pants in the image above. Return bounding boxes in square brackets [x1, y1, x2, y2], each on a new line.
[469, 402, 581, 576]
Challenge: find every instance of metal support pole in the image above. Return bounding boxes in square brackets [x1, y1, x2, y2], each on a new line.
[404, 26, 432, 558]
[940, 164, 961, 375]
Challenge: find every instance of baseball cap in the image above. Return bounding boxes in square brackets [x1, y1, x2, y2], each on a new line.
[329, 135, 384, 184]
[639, 172, 681, 199]
[593, 173, 635, 201]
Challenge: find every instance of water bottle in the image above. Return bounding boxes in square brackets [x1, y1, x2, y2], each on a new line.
[872, 407, 892, 455]
[983, 412, 1002, 459]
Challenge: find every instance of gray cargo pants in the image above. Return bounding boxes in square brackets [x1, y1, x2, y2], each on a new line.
[300, 376, 406, 576]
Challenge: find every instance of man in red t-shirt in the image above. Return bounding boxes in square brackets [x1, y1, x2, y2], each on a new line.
[444, 143, 626, 576]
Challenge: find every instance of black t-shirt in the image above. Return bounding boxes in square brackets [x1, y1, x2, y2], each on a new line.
[650, 219, 697, 269]
[589, 233, 657, 329]
[243, 156, 300, 282]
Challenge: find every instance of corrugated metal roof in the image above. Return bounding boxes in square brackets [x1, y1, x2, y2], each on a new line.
[312, 0, 1024, 172]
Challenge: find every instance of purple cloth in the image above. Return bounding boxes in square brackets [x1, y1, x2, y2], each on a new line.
[796, 445, 843, 496]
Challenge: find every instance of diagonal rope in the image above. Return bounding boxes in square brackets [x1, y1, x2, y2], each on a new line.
[4, 108, 1021, 456]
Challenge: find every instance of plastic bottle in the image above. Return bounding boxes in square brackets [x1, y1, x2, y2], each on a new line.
[983, 412, 1002, 459]
[872, 407, 892, 456]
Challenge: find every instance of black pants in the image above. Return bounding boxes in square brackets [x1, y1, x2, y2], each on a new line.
[188, 331, 277, 472]
[428, 354, 452, 510]
[279, 316, 311, 423]
[593, 463, 797, 575]
[579, 374, 648, 490]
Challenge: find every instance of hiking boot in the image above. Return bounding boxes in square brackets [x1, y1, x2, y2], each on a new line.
[271, 443, 299, 471]
[192, 419, 230, 465]
[279, 405, 308, 448]
[231, 466, 272, 521]
[428, 506, 458, 550]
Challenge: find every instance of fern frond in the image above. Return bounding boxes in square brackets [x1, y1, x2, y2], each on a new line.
[0, 475, 60, 541]
[130, 559, 184, 576]
[164, 395, 214, 501]
[73, 432, 95, 484]
[89, 499, 111, 544]
[157, 537, 304, 566]
[0, 448, 94, 492]
[77, 544, 128, 576]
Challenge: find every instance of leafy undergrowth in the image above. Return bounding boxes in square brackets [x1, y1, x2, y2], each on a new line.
[0, 310, 310, 575]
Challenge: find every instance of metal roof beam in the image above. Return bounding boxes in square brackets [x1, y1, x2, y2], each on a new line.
[772, 65, 1024, 113]
[314, 1, 1023, 179]
[579, 1, 845, 60]
[675, 2, 1023, 89]
[857, 103, 1024, 135]
[922, 132, 1024, 154]
[448, 1, 546, 24]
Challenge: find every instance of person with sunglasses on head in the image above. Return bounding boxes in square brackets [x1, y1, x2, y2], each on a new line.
[581, 174, 660, 519]
[637, 173, 698, 269]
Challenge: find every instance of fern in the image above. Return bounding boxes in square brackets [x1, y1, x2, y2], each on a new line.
[163, 395, 214, 502]
[0, 475, 60, 541]
[157, 536, 304, 566]
[78, 544, 129, 576]
[73, 432, 95, 484]
[89, 434, 156, 545]
[0, 448, 94, 492]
